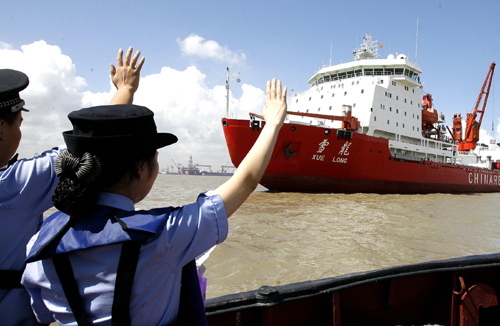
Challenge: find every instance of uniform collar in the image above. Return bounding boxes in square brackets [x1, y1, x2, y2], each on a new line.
[98, 192, 135, 211]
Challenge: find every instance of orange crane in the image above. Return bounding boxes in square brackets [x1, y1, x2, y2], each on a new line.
[450, 63, 496, 151]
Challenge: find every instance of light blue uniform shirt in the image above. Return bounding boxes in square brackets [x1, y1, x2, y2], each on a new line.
[0, 147, 65, 326]
[22, 191, 228, 326]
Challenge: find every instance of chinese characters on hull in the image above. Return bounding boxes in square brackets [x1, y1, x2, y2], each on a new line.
[311, 140, 351, 164]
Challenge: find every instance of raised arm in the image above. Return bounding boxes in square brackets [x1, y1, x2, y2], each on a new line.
[109, 47, 145, 105]
[216, 79, 287, 217]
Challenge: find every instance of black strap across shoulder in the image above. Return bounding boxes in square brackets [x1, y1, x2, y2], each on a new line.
[111, 241, 143, 326]
[53, 241, 143, 326]
[53, 254, 92, 326]
[0, 270, 24, 288]
[170, 260, 208, 326]
[52, 242, 207, 326]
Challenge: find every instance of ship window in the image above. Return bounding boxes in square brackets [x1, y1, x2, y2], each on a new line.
[344, 92, 347, 96]
[329, 106, 332, 110]
[321, 95, 324, 99]
[380, 80, 384, 84]
[353, 103, 356, 107]
[371, 108, 373, 112]
[413, 114, 415, 118]
[396, 96, 399, 100]
[417, 127, 420, 131]
[411, 101, 413, 105]
[413, 126, 415, 130]
[309, 97, 311, 101]
[321, 87, 323, 90]
[374, 116, 377, 121]
[403, 124, 405, 128]
[306, 109, 309, 113]
[318, 108, 321, 112]
[352, 81, 354, 85]
[387, 120, 390, 124]
[390, 107, 392, 112]
[357, 81, 359, 84]
[413, 89, 415, 93]
[390, 93, 392, 98]
[417, 115, 419, 119]
[405, 99, 407, 103]
[396, 122, 398, 126]
[332, 93, 335, 97]
[361, 89, 364, 94]
[385, 92, 387, 96]
[418, 103, 421, 108]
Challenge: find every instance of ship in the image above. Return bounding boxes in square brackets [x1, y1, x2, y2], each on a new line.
[221, 34, 499, 193]
[171, 156, 235, 176]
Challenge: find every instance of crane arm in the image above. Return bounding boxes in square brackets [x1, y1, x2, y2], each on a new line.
[460, 63, 496, 151]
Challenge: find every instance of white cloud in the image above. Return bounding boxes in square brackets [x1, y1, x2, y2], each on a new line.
[236, 84, 266, 118]
[176, 34, 246, 64]
[478, 117, 500, 146]
[0, 41, 89, 154]
[0, 42, 13, 50]
[0, 40, 263, 170]
[133, 66, 265, 169]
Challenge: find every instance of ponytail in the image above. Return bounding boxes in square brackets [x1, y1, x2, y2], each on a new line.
[52, 151, 102, 217]
[52, 150, 157, 218]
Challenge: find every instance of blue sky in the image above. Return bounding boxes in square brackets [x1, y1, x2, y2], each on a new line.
[1, 0, 499, 170]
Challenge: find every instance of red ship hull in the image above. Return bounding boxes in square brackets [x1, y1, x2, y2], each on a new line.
[222, 118, 500, 193]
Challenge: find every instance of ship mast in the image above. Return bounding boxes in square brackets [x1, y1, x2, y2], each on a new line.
[225, 67, 240, 118]
[353, 33, 380, 61]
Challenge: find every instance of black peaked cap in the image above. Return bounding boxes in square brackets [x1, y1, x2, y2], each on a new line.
[63, 104, 177, 158]
[0, 69, 29, 110]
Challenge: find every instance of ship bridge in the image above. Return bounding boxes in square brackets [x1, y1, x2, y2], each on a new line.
[309, 34, 422, 88]
[308, 57, 422, 88]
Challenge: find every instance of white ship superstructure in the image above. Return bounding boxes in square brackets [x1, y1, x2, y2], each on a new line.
[288, 33, 460, 165]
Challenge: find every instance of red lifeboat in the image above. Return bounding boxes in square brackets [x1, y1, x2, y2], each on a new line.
[421, 94, 438, 123]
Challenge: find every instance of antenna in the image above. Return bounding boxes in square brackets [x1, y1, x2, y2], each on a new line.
[330, 40, 332, 66]
[415, 16, 419, 63]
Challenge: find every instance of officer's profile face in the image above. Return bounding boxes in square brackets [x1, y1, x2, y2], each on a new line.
[1, 111, 23, 159]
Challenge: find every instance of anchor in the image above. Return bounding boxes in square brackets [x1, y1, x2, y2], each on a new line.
[284, 143, 297, 158]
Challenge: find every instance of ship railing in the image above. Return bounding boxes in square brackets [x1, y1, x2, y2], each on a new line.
[458, 151, 478, 156]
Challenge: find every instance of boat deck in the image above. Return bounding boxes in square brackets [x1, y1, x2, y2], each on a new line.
[206, 253, 500, 325]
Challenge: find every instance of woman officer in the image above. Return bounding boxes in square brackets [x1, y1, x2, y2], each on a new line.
[21, 79, 287, 325]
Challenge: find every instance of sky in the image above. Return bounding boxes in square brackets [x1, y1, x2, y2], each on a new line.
[1, 0, 500, 171]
